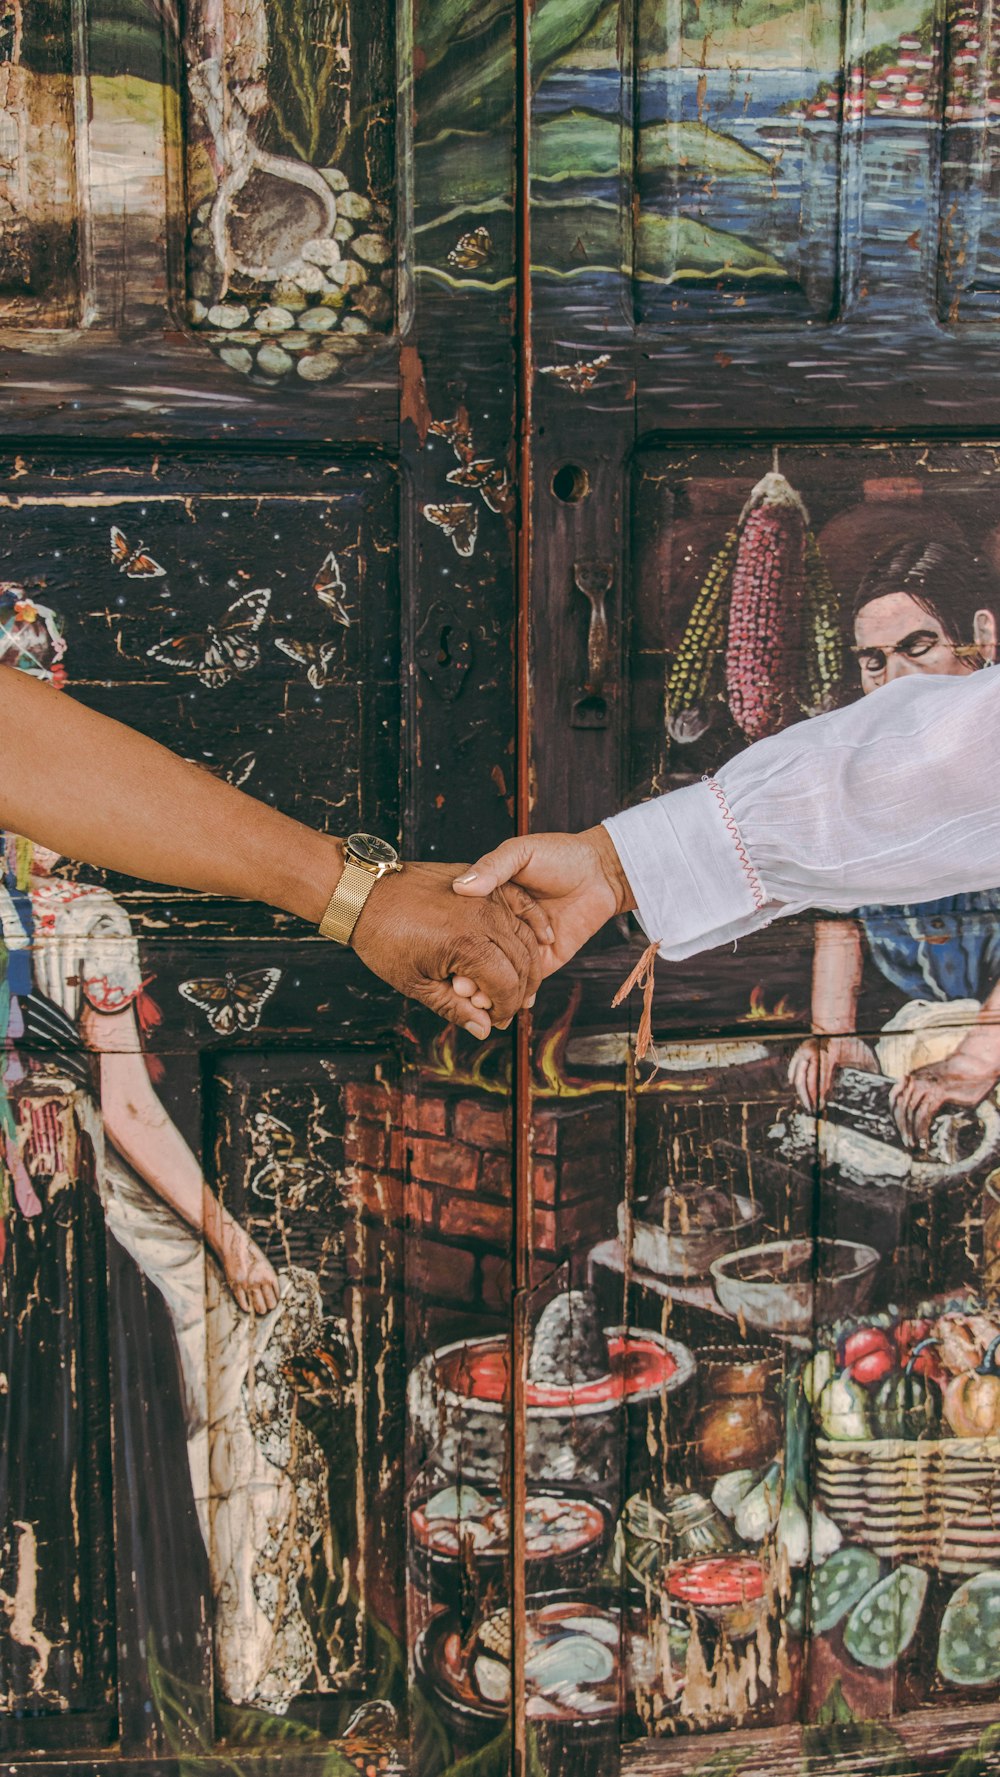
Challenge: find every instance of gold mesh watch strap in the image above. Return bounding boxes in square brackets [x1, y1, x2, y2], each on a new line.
[319, 859, 378, 945]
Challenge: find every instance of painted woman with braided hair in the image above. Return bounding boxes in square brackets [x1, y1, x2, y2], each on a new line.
[787, 536, 1000, 1148]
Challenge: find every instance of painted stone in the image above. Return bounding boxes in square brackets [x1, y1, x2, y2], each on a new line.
[255, 306, 296, 334]
[300, 308, 338, 332]
[256, 344, 294, 378]
[301, 238, 341, 268]
[207, 304, 251, 330]
[351, 232, 392, 266]
[337, 191, 373, 222]
[297, 352, 341, 381]
[219, 346, 254, 375]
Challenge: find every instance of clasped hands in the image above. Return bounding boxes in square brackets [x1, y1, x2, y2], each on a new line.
[350, 826, 634, 1039]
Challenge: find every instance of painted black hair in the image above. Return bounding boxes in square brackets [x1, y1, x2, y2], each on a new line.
[853, 537, 1000, 645]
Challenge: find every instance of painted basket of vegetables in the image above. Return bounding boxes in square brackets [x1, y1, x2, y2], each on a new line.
[814, 1317, 1000, 1571]
[814, 1435, 1000, 1574]
[817, 1329, 1000, 1577]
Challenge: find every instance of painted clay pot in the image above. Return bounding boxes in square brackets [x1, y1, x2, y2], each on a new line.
[693, 1358, 781, 1478]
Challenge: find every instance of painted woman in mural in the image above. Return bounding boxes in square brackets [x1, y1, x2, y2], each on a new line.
[788, 539, 1000, 1146]
[0, 591, 335, 1709]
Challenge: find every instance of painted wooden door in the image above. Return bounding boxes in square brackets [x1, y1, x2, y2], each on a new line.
[0, 4, 524, 1775]
[514, 2, 1000, 1774]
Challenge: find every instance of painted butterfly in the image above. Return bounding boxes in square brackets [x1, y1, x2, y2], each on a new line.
[178, 966, 281, 1035]
[313, 551, 351, 626]
[422, 501, 478, 558]
[110, 523, 166, 578]
[447, 226, 493, 270]
[428, 409, 474, 462]
[539, 353, 611, 394]
[446, 458, 515, 516]
[275, 634, 341, 689]
[146, 587, 271, 688]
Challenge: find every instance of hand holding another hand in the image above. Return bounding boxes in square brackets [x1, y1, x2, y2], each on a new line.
[449, 826, 635, 1013]
[351, 860, 552, 1039]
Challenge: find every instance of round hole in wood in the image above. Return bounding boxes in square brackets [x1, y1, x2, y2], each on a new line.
[551, 462, 590, 503]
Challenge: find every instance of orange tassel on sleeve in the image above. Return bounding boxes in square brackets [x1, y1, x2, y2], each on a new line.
[612, 938, 661, 1064]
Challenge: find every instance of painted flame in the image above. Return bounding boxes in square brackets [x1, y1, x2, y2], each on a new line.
[744, 983, 798, 1024]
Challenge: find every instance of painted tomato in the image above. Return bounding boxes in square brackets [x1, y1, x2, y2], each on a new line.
[666, 1557, 765, 1607]
[840, 1328, 893, 1370]
[850, 1348, 896, 1388]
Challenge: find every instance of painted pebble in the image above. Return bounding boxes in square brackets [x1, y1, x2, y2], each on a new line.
[255, 306, 296, 334]
[301, 238, 341, 268]
[208, 304, 250, 330]
[256, 344, 294, 378]
[297, 353, 341, 381]
[351, 232, 392, 266]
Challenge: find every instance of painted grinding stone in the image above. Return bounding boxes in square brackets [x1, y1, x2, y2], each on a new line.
[843, 1564, 928, 1671]
[809, 1545, 881, 1636]
[938, 1571, 1000, 1687]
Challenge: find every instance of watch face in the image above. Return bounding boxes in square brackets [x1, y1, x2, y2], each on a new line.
[347, 832, 399, 867]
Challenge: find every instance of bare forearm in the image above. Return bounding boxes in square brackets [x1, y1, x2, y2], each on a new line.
[811, 918, 864, 1033]
[0, 667, 342, 921]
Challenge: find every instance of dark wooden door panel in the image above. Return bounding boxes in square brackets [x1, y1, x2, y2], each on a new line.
[526, 5, 1000, 1773]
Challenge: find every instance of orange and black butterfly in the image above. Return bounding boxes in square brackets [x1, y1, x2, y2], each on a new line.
[110, 523, 166, 578]
[447, 226, 492, 270]
[428, 410, 474, 462]
[313, 550, 351, 626]
[178, 965, 281, 1035]
[422, 501, 478, 558]
[282, 1347, 346, 1396]
[147, 587, 271, 688]
[539, 352, 611, 394]
[446, 458, 515, 517]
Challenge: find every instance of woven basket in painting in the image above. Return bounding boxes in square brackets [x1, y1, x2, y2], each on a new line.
[815, 1435, 1000, 1574]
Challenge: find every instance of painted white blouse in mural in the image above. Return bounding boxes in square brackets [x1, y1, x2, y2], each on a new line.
[605, 668, 1000, 960]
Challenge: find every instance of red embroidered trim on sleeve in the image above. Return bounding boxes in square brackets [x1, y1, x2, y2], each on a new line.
[702, 775, 766, 913]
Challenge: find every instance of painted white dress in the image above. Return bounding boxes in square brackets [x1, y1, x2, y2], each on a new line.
[28, 880, 334, 1712]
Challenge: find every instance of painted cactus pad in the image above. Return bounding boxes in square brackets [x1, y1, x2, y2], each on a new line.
[843, 1565, 929, 1672]
[938, 1572, 1000, 1687]
[809, 1545, 881, 1636]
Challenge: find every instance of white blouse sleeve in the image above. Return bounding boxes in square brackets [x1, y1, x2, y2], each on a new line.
[603, 670, 1000, 961]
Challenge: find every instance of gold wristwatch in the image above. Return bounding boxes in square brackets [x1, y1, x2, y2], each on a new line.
[319, 832, 404, 945]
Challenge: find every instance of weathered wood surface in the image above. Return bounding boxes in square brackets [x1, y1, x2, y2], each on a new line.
[623, 1705, 1000, 1775]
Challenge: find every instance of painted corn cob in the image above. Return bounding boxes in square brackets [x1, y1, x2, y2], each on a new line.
[666, 528, 737, 743]
[725, 470, 807, 742]
[802, 530, 843, 716]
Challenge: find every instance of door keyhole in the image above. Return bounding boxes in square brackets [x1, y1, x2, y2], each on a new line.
[438, 624, 452, 667]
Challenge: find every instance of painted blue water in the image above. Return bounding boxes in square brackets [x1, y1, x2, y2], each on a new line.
[533, 64, 991, 326]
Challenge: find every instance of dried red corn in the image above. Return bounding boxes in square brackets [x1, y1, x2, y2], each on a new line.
[725, 471, 807, 742]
